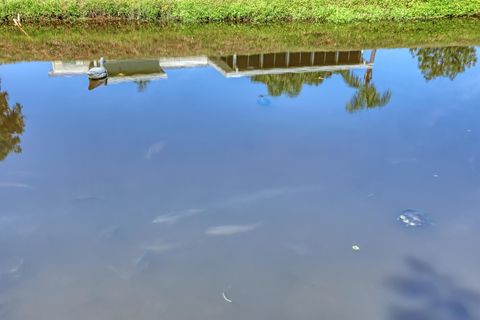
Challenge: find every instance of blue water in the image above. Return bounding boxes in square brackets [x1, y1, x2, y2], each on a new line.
[1, 47, 480, 320]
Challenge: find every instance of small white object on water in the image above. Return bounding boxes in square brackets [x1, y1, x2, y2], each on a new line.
[352, 245, 360, 251]
[433, 174, 439, 178]
[222, 291, 233, 303]
[87, 57, 108, 80]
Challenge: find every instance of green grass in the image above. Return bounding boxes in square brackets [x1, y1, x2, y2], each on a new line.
[1, 0, 480, 23]
[1, 19, 480, 63]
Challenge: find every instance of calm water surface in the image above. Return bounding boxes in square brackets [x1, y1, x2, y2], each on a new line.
[1, 46, 480, 320]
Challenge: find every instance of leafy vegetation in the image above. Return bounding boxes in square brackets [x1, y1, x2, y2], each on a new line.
[1, 0, 480, 23]
[1, 20, 480, 63]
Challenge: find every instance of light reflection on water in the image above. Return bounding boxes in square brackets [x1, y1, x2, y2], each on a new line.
[0, 46, 480, 320]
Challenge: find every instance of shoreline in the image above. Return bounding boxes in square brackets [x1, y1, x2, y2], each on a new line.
[2, 20, 480, 63]
[1, 0, 480, 24]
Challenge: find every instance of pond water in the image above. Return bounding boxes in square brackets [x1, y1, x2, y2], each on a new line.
[1, 45, 480, 320]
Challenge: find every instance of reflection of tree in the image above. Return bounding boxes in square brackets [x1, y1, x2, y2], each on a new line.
[135, 80, 150, 92]
[410, 46, 477, 81]
[0, 80, 25, 161]
[249, 50, 392, 112]
[339, 70, 392, 113]
[250, 71, 333, 97]
[339, 49, 392, 113]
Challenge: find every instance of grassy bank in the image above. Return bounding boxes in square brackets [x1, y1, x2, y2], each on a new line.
[1, 19, 480, 63]
[1, 0, 480, 23]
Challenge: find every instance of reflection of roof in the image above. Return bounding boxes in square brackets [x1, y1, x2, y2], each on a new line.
[208, 51, 372, 77]
[159, 57, 209, 68]
[49, 51, 372, 82]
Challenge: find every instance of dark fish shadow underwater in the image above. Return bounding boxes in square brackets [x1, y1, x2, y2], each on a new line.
[385, 257, 480, 320]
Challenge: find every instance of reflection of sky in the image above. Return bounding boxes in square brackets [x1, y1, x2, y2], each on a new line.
[1, 49, 480, 210]
[458, 71, 480, 101]
[1, 48, 480, 320]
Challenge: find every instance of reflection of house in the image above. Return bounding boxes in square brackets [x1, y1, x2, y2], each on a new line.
[49, 50, 372, 83]
[210, 51, 370, 77]
[103, 59, 167, 83]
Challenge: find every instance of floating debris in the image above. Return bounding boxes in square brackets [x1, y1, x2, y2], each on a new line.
[222, 286, 233, 303]
[206, 223, 260, 236]
[257, 94, 271, 106]
[222, 291, 233, 303]
[398, 209, 431, 227]
[352, 245, 360, 251]
[433, 174, 439, 178]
